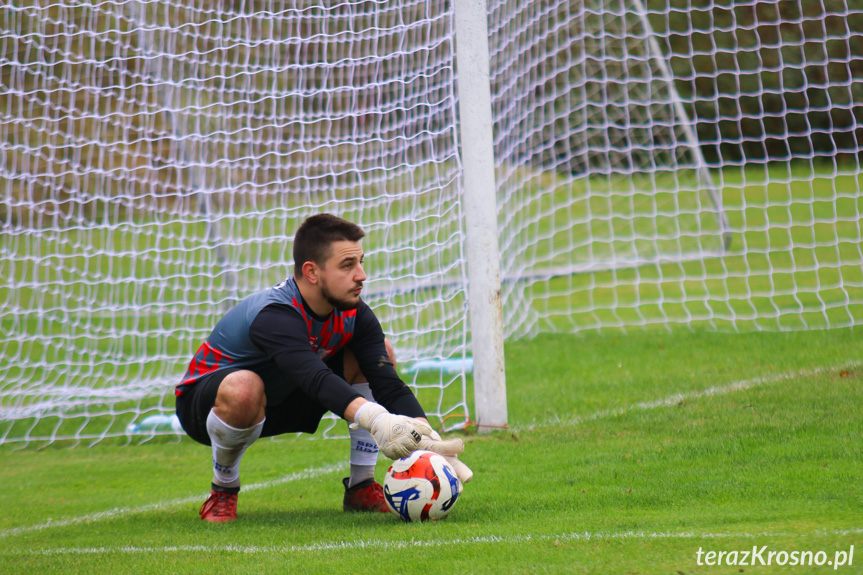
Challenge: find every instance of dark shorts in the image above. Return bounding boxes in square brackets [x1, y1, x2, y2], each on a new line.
[175, 350, 345, 446]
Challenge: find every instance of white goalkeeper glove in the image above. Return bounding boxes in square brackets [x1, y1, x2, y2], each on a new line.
[418, 429, 473, 483]
[352, 402, 431, 460]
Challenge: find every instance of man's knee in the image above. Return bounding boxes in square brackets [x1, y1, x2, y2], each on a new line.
[214, 370, 266, 427]
[344, 338, 397, 385]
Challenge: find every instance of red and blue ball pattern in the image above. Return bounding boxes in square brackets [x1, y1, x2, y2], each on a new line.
[383, 450, 461, 522]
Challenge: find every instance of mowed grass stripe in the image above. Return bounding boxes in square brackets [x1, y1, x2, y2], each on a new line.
[0, 335, 859, 574]
[0, 462, 347, 539]
[1, 359, 853, 540]
[10, 527, 863, 556]
[515, 359, 863, 432]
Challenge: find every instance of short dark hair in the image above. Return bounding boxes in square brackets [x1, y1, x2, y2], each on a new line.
[293, 214, 365, 277]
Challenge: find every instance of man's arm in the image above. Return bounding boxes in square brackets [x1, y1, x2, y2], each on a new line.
[343, 398, 430, 426]
[347, 304, 470, 475]
[250, 303, 462, 461]
[348, 304, 426, 418]
[343, 396, 366, 422]
[249, 304, 433, 459]
[249, 304, 363, 418]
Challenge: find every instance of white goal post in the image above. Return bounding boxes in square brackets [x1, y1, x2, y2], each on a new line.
[1, 0, 860, 446]
[454, 0, 508, 432]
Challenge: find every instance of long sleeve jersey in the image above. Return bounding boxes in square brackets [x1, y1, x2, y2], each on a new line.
[175, 277, 424, 420]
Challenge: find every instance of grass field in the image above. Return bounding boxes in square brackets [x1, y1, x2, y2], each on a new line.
[1, 326, 861, 574]
[2, 163, 861, 571]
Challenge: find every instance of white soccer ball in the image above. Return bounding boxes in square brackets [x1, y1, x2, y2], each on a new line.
[383, 450, 462, 522]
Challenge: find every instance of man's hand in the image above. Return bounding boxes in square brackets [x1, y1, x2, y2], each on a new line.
[353, 403, 432, 459]
[418, 429, 473, 483]
[416, 430, 463, 456]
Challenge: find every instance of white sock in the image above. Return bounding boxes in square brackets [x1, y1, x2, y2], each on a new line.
[206, 410, 264, 489]
[349, 383, 379, 487]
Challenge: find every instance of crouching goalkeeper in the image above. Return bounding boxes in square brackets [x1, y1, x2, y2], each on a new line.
[175, 214, 471, 523]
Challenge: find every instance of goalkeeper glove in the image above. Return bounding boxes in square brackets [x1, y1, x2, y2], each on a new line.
[353, 402, 432, 460]
[418, 429, 473, 483]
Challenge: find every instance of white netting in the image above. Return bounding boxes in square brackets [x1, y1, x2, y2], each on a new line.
[1, 0, 468, 445]
[489, 0, 862, 335]
[1, 0, 861, 445]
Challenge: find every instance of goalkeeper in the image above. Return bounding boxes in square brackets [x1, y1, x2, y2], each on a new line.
[175, 214, 470, 523]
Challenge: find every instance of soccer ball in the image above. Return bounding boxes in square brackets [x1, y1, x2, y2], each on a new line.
[383, 450, 462, 522]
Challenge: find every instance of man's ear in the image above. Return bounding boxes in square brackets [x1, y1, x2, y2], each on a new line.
[301, 260, 320, 284]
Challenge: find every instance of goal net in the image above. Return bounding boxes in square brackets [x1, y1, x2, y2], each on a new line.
[490, 0, 861, 337]
[2, 1, 468, 445]
[2, 0, 861, 445]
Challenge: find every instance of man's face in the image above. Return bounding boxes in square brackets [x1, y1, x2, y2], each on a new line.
[317, 240, 367, 311]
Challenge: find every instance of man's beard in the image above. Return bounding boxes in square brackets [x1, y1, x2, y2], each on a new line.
[320, 280, 362, 311]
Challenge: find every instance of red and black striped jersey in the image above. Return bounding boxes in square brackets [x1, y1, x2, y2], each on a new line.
[175, 277, 424, 420]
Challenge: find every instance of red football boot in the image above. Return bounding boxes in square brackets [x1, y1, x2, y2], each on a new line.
[342, 477, 391, 513]
[199, 487, 239, 523]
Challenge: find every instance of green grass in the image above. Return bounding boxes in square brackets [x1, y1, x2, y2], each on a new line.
[1, 164, 861, 570]
[1, 327, 861, 573]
